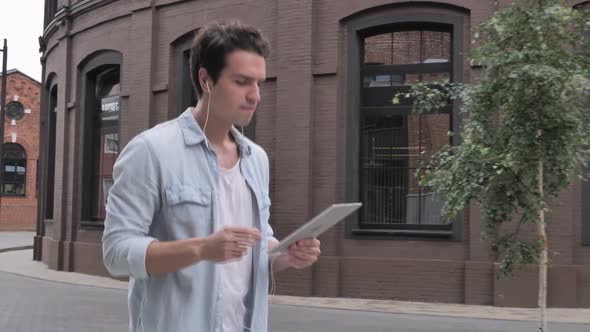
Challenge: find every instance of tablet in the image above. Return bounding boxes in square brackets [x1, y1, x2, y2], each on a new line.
[269, 202, 362, 254]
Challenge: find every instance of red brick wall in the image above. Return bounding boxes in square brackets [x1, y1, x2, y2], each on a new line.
[0, 72, 41, 230]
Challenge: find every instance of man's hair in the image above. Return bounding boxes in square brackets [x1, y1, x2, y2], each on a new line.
[190, 21, 270, 97]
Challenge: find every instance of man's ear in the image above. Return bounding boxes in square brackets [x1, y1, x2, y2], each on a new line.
[198, 67, 209, 93]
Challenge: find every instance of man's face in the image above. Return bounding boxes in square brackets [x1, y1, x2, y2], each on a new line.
[208, 50, 266, 127]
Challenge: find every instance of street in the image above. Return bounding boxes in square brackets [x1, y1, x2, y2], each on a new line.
[0, 271, 588, 332]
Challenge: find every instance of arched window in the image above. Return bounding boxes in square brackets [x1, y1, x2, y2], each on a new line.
[361, 24, 452, 228]
[78, 50, 122, 223]
[2, 143, 27, 196]
[45, 82, 58, 219]
[345, 8, 465, 239]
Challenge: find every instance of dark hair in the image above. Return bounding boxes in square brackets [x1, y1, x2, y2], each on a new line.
[190, 21, 270, 97]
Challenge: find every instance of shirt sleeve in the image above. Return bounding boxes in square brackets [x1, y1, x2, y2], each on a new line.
[102, 135, 160, 279]
[260, 149, 275, 242]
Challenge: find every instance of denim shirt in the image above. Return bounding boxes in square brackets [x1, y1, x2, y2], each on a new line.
[102, 108, 273, 332]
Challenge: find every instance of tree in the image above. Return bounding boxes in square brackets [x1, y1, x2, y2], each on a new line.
[394, 1, 590, 330]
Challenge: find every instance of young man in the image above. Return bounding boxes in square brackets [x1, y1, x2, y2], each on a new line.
[102, 21, 321, 332]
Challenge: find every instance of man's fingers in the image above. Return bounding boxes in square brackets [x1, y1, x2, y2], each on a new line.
[225, 227, 261, 237]
[289, 250, 318, 262]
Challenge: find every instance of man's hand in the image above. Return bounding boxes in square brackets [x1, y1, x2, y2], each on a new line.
[270, 238, 321, 272]
[200, 227, 261, 263]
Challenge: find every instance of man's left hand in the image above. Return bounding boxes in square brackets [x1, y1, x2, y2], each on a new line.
[285, 238, 321, 269]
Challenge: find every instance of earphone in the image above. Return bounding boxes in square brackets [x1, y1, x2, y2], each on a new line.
[203, 79, 211, 135]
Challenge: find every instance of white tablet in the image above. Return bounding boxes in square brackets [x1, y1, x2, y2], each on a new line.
[269, 202, 362, 254]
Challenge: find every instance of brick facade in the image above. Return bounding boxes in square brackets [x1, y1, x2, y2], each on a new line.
[0, 70, 40, 231]
[38, 0, 590, 307]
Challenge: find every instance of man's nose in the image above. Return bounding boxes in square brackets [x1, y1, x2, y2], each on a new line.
[247, 85, 260, 104]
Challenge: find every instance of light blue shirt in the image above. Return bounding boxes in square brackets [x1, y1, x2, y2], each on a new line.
[102, 108, 274, 332]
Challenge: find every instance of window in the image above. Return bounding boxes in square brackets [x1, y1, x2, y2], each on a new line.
[90, 67, 120, 220]
[45, 83, 58, 219]
[6, 101, 25, 120]
[360, 25, 451, 229]
[1, 143, 27, 196]
[44, 0, 58, 27]
[346, 11, 464, 238]
[78, 50, 122, 224]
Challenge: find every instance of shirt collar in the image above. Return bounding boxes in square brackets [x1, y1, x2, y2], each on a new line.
[179, 107, 252, 157]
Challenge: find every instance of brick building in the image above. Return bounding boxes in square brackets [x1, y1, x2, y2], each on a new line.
[0, 69, 40, 230]
[37, 0, 590, 308]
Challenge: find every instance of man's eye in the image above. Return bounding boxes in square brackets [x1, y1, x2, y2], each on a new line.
[236, 80, 248, 85]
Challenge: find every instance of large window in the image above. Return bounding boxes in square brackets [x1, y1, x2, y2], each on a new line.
[79, 50, 122, 224]
[44, 0, 58, 27]
[346, 12, 464, 238]
[90, 67, 120, 221]
[1, 143, 27, 196]
[360, 25, 452, 229]
[45, 84, 57, 219]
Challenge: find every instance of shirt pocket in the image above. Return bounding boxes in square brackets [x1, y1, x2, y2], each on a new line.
[164, 184, 213, 237]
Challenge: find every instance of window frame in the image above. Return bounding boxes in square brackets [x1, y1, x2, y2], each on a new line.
[1, 143, 27, 197]
[345, 11, 465, 241]
[6, 101, 25, 120]
[77, 50, 123, 228]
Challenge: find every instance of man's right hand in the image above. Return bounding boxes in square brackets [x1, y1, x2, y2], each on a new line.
[200, 227, 261, 263]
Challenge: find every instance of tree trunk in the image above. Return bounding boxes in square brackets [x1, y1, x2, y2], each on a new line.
[538, 132, 548, 331]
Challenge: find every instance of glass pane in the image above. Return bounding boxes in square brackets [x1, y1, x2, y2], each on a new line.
[364, 33, 392, 65]
[361, 115, 408, 226]
[3, 183, 14, 194]
[104, 133, 119, 154]
[91, 132, 119, 220]
[360, 113, 451, 226]
[422, 31, 451, 63]
[101, 96, 120, 113]
[422, 72, 450, 84]
[364, 29, 451, 66]
[103, 178, 114, 206]
[363, 74, 405, 88]
[405, 114, 450, 225]
[5, 165, 15, 172]
[392, 31, 422, 65]
[364, 72, 449, 88]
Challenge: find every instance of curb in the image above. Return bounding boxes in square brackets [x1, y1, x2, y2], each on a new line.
[0, 245, 33, 253]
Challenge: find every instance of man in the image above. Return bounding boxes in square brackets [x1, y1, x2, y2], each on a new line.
[102, 21, 321, 332]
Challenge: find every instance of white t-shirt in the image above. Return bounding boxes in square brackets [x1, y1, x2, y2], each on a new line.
[217, 159, 254, 332]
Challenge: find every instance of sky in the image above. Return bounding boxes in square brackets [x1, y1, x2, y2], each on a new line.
[0, 0, 45, 82]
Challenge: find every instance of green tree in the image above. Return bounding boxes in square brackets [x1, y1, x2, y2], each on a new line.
[395, 1, 590, 330]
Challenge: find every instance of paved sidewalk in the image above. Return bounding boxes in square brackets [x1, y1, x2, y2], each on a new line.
[0, 231, 34, 252]
[1, 246, 589, 325]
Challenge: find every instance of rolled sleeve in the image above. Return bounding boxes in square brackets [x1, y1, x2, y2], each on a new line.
[126, 236, 157, 280]
[102, 135, 161, 280]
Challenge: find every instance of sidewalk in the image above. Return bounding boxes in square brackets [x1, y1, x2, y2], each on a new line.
[0, 231, 34, 252]
[0, 234, 589, 325]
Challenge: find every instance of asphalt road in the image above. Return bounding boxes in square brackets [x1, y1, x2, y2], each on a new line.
[0, 271, 587, 332]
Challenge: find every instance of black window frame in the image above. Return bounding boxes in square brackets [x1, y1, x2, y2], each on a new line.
[45, 82, 58, 220]
[345, 11, 465, 241]
[1, 143, 27, 197]
[77, 50, 123, 228]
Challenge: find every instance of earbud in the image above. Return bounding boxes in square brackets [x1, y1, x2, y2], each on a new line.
[206, 80, 211, 93]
